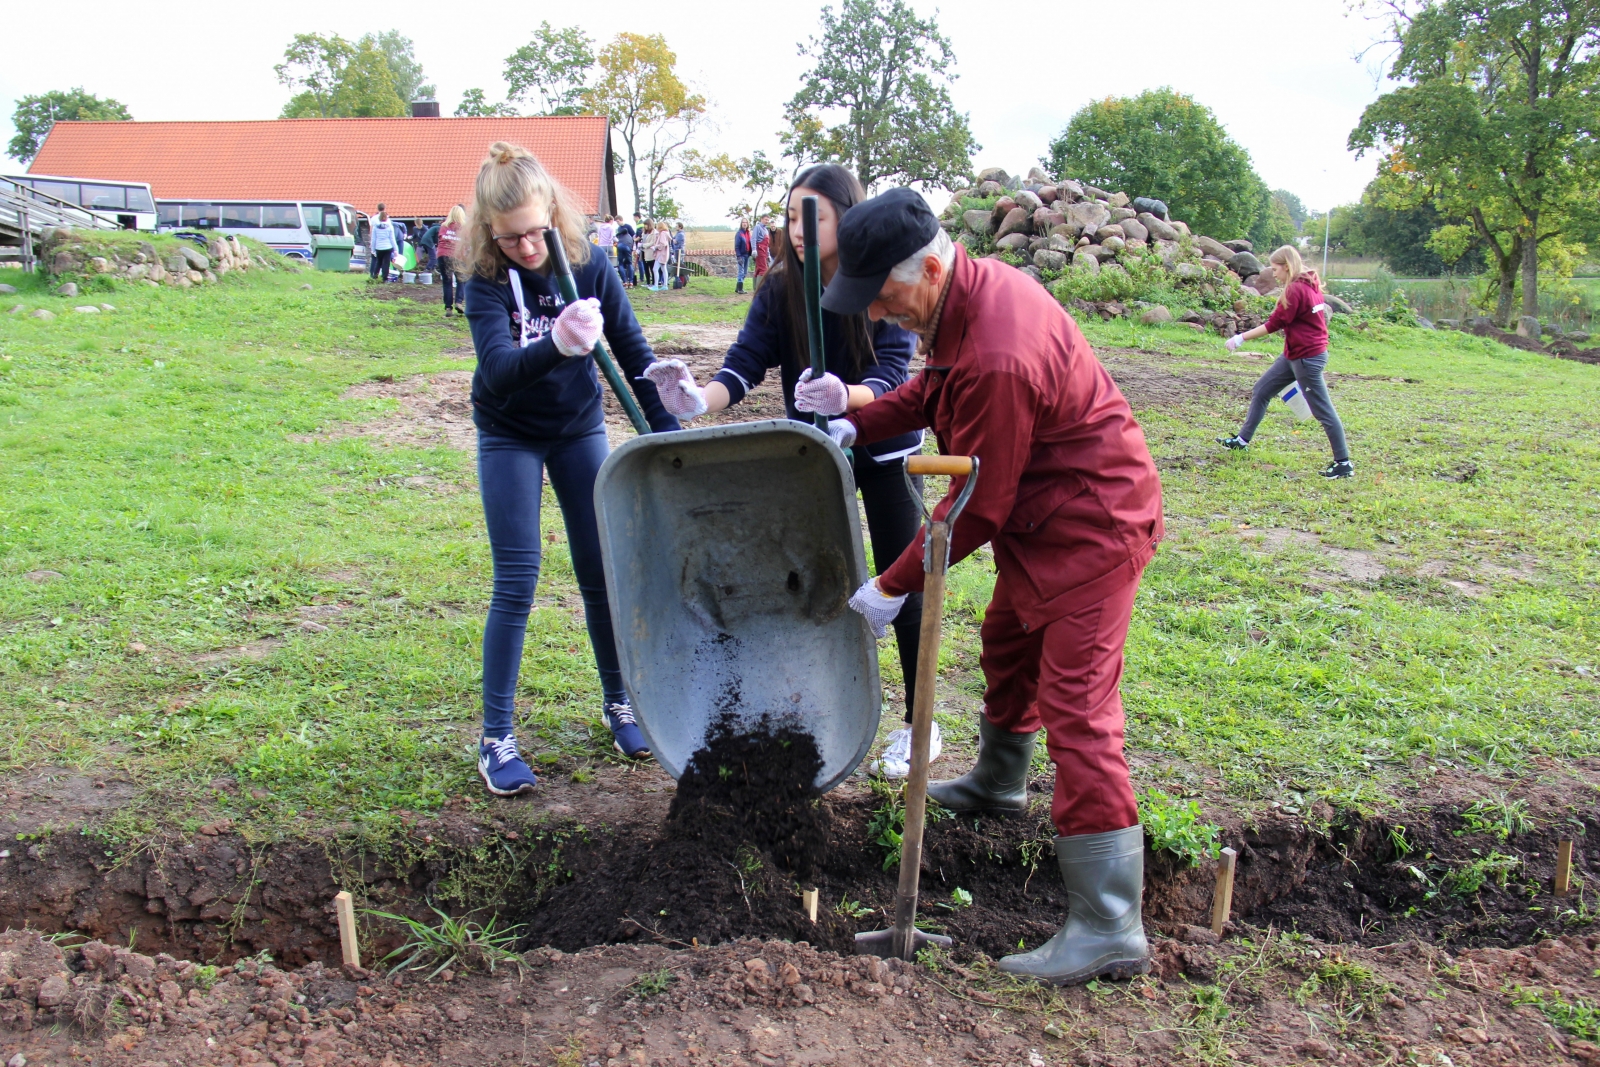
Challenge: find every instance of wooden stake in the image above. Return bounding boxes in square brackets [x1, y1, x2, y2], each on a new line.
[1554, 839, 1574, 898]
[334, 891, 360, 968]
[1210, 848, 1238, 937]
[802, 888, 819, 924]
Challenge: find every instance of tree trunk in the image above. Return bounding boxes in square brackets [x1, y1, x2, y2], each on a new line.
[623, 133, 642, 216]
[1520, 210, 1539, 321]
[1493, 250, 1518, 327]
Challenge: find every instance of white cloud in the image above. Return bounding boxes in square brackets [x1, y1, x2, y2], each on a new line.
[2, 0, 1393, 225]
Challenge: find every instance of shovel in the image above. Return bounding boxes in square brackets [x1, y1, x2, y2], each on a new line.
[856, 453, 980, 961]
[543, 229, 649, 435]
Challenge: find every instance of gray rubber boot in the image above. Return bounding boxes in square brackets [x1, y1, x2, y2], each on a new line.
[926, 718, 1036, 813]
[997, 825, 1150, 985]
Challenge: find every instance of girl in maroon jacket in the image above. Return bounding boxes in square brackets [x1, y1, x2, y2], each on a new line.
[1218, 245, 1353, 478]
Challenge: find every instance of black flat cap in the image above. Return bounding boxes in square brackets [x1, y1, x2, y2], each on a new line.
[821, 188, 940, 315]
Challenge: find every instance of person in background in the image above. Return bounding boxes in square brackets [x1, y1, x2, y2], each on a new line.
[753, 214, 772, 283]
[640, 221, 657, 287]
[368, 204, 398, 282]
[734, 220, 754, 294]
[670, 222, 687, 284]
[632, 212, 647, 283]
[644, 165, 929, 772]
[597, 215, 617, 268]
[615, 217, 637, 287]
[437, 204, 466, 318]
[1217, 245, 1352, 478]
[420, 219, 441, 272]
[651, 221, 672, 289]
[461, 142, 680, 795]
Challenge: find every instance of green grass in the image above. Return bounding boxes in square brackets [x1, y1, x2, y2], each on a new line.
[1, 261, 1597, 849]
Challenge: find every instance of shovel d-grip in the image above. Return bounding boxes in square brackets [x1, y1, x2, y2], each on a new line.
[856, 453, 979, 961]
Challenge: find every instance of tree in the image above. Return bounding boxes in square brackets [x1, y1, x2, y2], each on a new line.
[455, 89, 518, 117]
[276, 33, 407, 118]
[727, 150, 783, 223]
[582, 33, 706, 215]
[1046, 88, 1265, 240]
[1273, 189, 1309, 230]
[783, 0, 978, 190]
[1350, 0, 1600, 324]
[640, 114, 740, 218]
[366, 31, 434, 103]
[1249, 192, 1300, 252]
[505, 22, 595, 115]
[8, 88, 131, 162]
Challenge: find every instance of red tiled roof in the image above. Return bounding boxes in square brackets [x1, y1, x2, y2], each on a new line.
[28, 116, 613, 217]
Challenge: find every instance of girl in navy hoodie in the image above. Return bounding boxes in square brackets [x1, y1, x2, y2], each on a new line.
[463, 142, 680, 796]
[644, 164, 933, 778]
[1218, 245, 1353, 478]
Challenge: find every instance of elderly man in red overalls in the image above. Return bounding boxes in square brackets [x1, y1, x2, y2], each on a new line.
[799, 187, 1164, 985]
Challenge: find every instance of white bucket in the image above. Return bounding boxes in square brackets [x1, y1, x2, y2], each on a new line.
[1277, 381, 1314, 419]
[418, 272, 433, 285]
[402, 272, 417, 284]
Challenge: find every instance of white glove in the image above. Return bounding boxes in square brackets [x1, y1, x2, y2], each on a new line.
[794, 367, 850, 415]
[1225, 333, 1245, 352]
[551, 298, 604, 356]
[827, 419, 857, 449]
[642, 358, 708, 419]
[849, 579, 907, 639]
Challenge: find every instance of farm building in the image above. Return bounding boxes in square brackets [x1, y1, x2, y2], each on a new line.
[26, 113, 618, 221]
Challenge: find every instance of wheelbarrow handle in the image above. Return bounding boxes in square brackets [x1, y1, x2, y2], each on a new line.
[543, 229, 651, 436]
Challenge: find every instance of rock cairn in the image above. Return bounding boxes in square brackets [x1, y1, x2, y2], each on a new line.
[941, 165, 1299, 334]
[42, 229, 290, 289]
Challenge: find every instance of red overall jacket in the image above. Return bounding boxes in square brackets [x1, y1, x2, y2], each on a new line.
[846, 246, 1164, 629]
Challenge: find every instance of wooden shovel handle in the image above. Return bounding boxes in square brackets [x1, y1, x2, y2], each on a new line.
[906, 455, 974, 476]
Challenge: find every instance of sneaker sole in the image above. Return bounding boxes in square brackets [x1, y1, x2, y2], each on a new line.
[478, 764, 537, 797]
[613, 741, 652, 760]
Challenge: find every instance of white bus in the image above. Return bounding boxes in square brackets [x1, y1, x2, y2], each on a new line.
[6, 174, 158, 231]
[155, 199, 368, 270]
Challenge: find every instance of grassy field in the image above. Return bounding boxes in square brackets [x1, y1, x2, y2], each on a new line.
[0, 265, 1595, 848]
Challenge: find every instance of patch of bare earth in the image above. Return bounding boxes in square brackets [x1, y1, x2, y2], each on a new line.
[292, 371, 477, 453]
[1239, 526, 1543, 593]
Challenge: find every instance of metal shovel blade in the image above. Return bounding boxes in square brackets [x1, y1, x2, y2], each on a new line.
[854, 927, 953, 959]
[593, 420, 881, 793]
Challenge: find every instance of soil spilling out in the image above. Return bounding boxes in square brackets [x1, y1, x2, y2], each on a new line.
[667, 714, 828, 874]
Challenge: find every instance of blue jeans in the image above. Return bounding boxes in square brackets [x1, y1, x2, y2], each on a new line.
[477, 426, 625, 738]
[736, 254, 751, 286]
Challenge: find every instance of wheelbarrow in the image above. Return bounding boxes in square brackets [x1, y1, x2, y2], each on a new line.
[592, 419, 882, 792]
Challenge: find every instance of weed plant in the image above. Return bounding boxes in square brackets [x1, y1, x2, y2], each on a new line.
[1138, 789, 1223, 866]
[371, 903, 524, 979]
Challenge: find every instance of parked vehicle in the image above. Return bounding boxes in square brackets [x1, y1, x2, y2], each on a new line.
[156, 199, 368, 270]
[5, 174, 157, 231]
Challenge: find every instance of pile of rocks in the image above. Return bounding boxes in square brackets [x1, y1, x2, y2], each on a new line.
[942, 165, 1289, 302]
[43, 230, 287, 289]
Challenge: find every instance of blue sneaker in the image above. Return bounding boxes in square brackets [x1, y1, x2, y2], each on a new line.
[477, 734, 538, 796]
[605, 701, 651, 759]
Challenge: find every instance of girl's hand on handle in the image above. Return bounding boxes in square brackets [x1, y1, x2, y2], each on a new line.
[1225, 333, 1245, 352]
[642, 359, 709, 419]
[551, 298, 604, 356]
[794, 367, 850, 415]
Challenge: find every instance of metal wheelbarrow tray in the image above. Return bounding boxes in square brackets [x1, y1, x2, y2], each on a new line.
[594, 420, 880, 792]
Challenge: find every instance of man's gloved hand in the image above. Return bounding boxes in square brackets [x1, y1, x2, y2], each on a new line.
[552, 298, 604, 356]
[848, 578, 907, 639]
[642, 358, 709, 419]
[827, 418, 857, 449]
[794, 367, 850, 415]
[1225, 333, 1245, 352]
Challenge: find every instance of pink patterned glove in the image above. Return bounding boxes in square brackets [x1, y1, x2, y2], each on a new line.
[551, 297, 603, 356]
[642, 358, 708, 419]
[794, 367, 850, 415]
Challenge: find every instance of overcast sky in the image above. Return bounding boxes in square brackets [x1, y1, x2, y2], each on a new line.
[3, 0, 1397, 225]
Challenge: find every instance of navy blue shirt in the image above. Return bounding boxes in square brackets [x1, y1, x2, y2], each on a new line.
[713, 276, 922, 463]
[464, 251, 679, 441]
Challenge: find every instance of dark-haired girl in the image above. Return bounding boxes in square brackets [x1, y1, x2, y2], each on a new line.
[644, 164, 933, 776]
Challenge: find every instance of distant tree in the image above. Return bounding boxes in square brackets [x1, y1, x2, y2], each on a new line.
[505, 22, 596, 115]
[366, 31, 435, 103]
[582, 33, 705, 215]
[1305, 202, 1373, 258]
[642, 117, 739, 219]
[1272, 189, 1309, 230]
[1249, 191, 1300, 252]
[1350, 0, 1600, 324]
[455, 89, 518, 118]
[727, 150, 783, 223]
[276, 33, 407, 118]
[1046, 88, 1264, 240]
[783, 0, 978, 189]
[8, 88, 131, 162]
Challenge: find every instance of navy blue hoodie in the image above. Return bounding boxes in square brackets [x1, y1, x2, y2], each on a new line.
[713, 272, 922, 463]
[464, 250, 679, 441]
